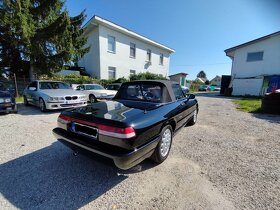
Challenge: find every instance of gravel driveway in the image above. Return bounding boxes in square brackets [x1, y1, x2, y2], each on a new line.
[1, 94, 279, 210]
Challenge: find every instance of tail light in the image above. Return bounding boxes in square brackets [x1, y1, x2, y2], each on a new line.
[57, 114, 136, 139]
[98, 125, 136, 139]
[58, 114, 71, 124]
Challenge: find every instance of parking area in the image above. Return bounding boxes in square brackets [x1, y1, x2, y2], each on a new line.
[1, 94, 280, 210]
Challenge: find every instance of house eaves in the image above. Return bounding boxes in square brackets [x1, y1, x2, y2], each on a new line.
[169, 72, 188, 77]
[83, 15, 175, 53]
[224, 31, 280, 58]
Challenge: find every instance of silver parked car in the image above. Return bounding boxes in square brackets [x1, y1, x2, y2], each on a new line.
[23, 80, 87, 112]
[76, 84, 117, 103]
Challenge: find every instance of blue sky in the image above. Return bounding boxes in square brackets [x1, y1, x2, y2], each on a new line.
[65, 0, 280, 80]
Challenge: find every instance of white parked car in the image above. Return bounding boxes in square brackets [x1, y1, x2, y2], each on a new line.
[23, 80, 87, 112]
[76, 84, 117, 102]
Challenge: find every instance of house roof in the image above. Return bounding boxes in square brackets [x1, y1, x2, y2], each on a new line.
[225, 31, 280, 56]
[169, 72, 188, 77]
[195, 77, 206, 83]
[210, 75, 221, 81]
[83, 15, 175, 53]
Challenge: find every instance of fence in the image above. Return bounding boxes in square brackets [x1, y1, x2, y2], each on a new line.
[0, 75, 31, 97]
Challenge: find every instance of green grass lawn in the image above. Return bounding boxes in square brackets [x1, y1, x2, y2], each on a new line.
[233, 98, 262, 113]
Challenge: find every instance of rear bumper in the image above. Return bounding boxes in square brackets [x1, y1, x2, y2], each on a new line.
[53, 128, 160, 170]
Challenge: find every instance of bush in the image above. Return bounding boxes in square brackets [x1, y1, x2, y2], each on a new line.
[39, 72, 166, 88]
[40, 74, 99, 85]
[190, 81, 204, 92]
[129, 72, 166, 81]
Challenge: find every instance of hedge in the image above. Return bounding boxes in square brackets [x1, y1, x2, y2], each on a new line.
[39, 72, 166, 87]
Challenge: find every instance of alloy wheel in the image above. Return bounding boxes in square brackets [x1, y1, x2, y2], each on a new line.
[160, 128, 172, 157]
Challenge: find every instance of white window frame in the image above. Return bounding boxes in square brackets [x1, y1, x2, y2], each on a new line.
[146, 49, 152, 62]
[159, 53, 164, 65]
[107, 35, 116, 53]
[108, 67, 116, 79]
[130, 43, 136, 58]
[246, 51, 264, 62]
[130, 69, 136, 76]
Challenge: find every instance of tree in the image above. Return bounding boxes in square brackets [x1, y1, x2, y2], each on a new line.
[197, 70, 207, 79]
[205, 80, 210, 85]
[0, 0, 89, 80]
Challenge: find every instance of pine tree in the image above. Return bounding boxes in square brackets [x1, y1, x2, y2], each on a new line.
[0, 0, 89, 80]
[197, 70, 207, 79]
[70, 10, 90, 66]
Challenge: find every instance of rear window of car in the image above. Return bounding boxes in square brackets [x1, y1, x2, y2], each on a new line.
[85, 85, 104, 90]
[107, 84, 120, 90]
[117, 84, 163, 102]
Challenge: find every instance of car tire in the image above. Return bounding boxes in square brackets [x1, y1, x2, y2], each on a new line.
[188, 107, 198, 126]
[151, 125, 173, 164]
[23, 96, 29, 106]
[39, 98, 47, 112]
[89, 94, 97, 103]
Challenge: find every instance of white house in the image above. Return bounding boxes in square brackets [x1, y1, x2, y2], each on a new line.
[210, 75, 221, 86]
[78, 16, 175, 80]
[225, 31, 280, 96]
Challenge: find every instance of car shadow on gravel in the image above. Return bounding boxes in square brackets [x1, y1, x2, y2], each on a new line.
[251, 113, 280, 124]
[17, 104, 62, 116]
[0, 142, 128, 210]
[194, 92, 239, 100]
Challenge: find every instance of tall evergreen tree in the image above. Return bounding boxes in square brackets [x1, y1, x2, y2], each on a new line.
[197, 70, 207, 79]
[0, 0, 89, 80]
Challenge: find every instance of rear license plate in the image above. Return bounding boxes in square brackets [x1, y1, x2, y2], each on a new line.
[72, 122, 98, 139]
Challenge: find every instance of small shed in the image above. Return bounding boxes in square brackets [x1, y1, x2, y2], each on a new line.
[168, 72, 188, 86]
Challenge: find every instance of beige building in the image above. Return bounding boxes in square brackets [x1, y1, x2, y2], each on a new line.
[168, 73, 188, 86]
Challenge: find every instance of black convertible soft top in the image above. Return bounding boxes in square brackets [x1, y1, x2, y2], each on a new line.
[114, 80, 181, 103]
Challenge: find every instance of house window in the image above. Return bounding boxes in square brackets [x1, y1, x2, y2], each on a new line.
[146, 49, 151, 62]
[130, 69, 136, 76]
[130, 43, 136, 58]
[247, 52, 263, 62]
[159, 53, 164, 65]
[108, 67, 116, 79]
[108, 36, 116, 53]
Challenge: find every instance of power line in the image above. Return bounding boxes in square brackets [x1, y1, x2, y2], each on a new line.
[174, 62, 231, 67]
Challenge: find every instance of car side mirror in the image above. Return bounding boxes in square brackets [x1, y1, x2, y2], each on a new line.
[28, 87, 36, 91]
[188, 94, 195, 99]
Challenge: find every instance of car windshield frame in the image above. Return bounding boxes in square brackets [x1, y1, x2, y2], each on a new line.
[39, 81, 71, 90]
[85, 84, 105, 90]
[115, 83, 164, 103]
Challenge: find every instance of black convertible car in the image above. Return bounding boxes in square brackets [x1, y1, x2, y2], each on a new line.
[53, 80, 198, 169]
